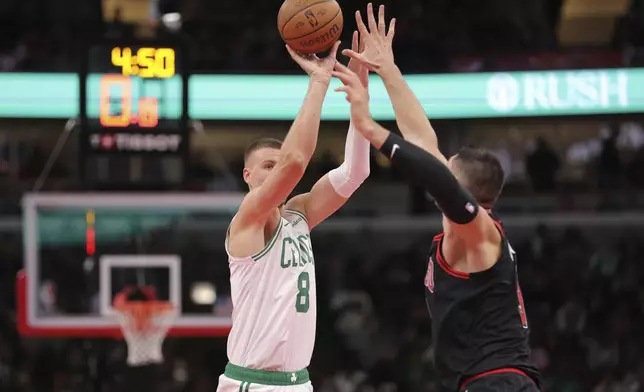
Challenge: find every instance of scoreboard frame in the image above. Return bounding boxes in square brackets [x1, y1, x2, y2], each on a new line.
[78, 38, 190, 188]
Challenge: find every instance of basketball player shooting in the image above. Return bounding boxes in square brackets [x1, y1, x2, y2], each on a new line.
[218, 38, 371, 392]
[334, 4, 542, 392]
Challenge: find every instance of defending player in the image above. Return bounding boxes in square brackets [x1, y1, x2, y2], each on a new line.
[218, 37, 371, 392]
[335, 4, 542, 391]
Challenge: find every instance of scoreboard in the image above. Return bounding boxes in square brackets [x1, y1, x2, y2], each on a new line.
[79, 39, 190, 188]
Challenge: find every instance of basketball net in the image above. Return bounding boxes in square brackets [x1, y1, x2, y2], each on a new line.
[113, 289, 176, 366]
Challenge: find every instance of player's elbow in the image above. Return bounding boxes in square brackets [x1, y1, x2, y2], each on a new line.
[281, 151, 308, 177]
[346, 163, 370, 185]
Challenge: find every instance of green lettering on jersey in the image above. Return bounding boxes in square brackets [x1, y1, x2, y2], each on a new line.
[280, 237, 300, 268]
[297, 235, 310, 266]
[280, 234, 314, 269]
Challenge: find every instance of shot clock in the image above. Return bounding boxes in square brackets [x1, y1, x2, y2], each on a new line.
[79, 39, 190, 188]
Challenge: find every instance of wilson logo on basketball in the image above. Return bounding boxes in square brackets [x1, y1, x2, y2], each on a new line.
[300, 24, 340, 48]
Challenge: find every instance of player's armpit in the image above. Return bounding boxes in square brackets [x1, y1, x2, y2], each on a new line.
[284, 175, 347, 230]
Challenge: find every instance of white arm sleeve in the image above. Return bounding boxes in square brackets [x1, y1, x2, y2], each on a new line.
[328, 121, 371, 198]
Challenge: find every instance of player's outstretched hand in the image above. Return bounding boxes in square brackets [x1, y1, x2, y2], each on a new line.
[343, 3, 395, 74]
[347, 30, 369, 88]
[332, 62, 372, 130]
[286, 41, 341, 83]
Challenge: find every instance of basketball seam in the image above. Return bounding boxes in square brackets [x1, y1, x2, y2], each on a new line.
[279, 0, 335, 38]
[283, 7, 342, 41]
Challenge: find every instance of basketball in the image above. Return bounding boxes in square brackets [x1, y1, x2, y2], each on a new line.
[278, 0, 343, 54]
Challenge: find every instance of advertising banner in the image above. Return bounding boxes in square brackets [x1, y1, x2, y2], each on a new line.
[1, 69, 642, 120]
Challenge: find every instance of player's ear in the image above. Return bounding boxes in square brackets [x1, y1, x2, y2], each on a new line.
[243, 167, 251, 185]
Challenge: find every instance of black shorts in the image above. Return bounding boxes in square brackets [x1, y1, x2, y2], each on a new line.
[459, 369, 540, 392]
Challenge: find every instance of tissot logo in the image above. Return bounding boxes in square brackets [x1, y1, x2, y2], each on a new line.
[90, 133, 181, 152]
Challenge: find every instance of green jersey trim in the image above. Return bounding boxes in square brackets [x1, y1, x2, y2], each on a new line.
[284, 209, 308, 224]
[252, 219, 283, 261]
[224, 362, 310, 386]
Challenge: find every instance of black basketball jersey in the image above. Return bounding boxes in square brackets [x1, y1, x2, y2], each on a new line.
[424, 218, 541, 391]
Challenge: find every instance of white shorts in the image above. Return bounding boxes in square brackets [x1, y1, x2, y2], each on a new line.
[217, 375, 313, 392]
[217, 364, 313, 392]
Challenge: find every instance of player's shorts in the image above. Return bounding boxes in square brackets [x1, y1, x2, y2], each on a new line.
[459, 368, 540, 392]
[217, 363, 313, 392]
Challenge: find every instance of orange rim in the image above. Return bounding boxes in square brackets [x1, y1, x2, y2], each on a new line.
[113, 291, 174, 331]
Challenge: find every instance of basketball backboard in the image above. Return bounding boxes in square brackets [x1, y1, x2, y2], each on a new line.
[18, 193, 243, 337]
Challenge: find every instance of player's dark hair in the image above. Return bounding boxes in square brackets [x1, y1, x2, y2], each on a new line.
[452, 146, 505, 208]
[244, 137, 283, 164]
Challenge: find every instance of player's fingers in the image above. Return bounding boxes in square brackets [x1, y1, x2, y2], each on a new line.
[328, 40, 341, 59]
[378, 5, 386, 38]
[333, 62, 353, 77]
[386, 18, 396, 42]
[366, 3, 378, 36]
[355, 11, 371, 40]
[334, 59, 356, 75]
[331, 70, 353, 86]
[285, 45, 306, 65]
[333, 63, 359, 85]
[342, 49, 377, 70]
[334, 86, 349, 93]
[351, 30, 359, 52]
[359, 67, 369, 87]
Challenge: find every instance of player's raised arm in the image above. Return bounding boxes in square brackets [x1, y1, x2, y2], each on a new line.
[343, 4, 446, 164]
[333, 61, 499, 246]
[286, 32, 370, 229]
[234, 42, 341, 228]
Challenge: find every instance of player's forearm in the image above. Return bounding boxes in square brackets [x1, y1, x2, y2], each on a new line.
[379, 64, 439, 151]
[328, 122, 370, 197]
[281, 78, 329, 162]
[360, 121, 478, 224]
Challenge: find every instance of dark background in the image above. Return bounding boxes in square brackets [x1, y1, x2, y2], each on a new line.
[0, 0, 643, 391]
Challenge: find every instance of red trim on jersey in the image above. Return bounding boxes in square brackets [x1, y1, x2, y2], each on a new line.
[432, 233, 445, 242]
[459, 368, 533, 390]
[491, 219, 504, 236]
[435, 236, 470, 280]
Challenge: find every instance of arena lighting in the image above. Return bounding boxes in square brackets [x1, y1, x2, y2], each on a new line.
[191, 282, 216, 305]
[161, 13, 182, 31]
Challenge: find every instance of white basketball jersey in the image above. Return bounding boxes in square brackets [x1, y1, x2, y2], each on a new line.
[225, 209, 316, 371]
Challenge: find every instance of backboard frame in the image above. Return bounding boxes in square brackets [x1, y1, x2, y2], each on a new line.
[19, 192, 243, 338]
[99, 255, 182, 317]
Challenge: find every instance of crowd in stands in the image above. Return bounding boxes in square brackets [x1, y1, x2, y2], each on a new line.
[0, 0, 643, 390]
[0, 220, 643, 391]
[0, 0, 643, 73]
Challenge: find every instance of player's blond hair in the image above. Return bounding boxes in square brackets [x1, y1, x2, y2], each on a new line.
[244, 137, 283, 165]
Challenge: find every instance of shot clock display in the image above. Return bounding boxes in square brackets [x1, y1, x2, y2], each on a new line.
[79, 40, 190, 187]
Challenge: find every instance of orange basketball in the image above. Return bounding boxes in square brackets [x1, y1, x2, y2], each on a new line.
[278, 0, 343, 54]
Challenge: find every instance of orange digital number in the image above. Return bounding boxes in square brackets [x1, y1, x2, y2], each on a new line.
[138, 97, 159, 127]
[99, 75, 131, 127]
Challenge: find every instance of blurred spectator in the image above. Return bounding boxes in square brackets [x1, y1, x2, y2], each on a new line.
[526, 137, 560, 192]
[597, 129, 623, 189]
